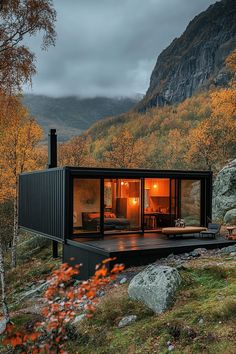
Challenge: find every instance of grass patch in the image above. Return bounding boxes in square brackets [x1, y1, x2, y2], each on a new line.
[67, 261, 236, 354]
[3, 244, 236, 354]
[92, 286, 153, 327]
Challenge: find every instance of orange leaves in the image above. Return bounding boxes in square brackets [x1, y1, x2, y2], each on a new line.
[58, 135, 95, 168]
[95, 265, 108, 278]
[0, 95, 43, 202]
[3, 332, 23, 347]
[102, 257, 116, 264]
[185, 89, 236, 173]
[226, 48, 236, 76]
[111, 264, 125, 274]
[3, 258, 124, 353]
[0, 0, 56, 94]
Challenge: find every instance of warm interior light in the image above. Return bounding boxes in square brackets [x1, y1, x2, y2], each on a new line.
[132, 198, 138, 205]
[121, 181, 129, 186]
[153, 184, 158, 189]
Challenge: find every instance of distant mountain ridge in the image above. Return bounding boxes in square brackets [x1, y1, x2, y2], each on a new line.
[138, 0, 236, 110]
[22, 94, 141, 141]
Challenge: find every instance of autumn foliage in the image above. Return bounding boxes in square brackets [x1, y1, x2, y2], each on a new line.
[0, 0, 56, 94]
[3, 259, 124, 353]
[76, 48, 236, 174]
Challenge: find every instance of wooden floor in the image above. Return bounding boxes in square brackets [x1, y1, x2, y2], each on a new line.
[72, 232, 236, 255]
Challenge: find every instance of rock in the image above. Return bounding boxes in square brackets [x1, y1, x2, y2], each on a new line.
[128, 265, 181, 314]
[213, 159, 236, 221]
[118, 315, 137, 328]
[224, 209, 236, 224]
[220, 245, 236, 254]
[138, 0, 236, 110]
[230, 252, 236, 256]
[168, 344, 175, 352]
[199, 318, 204, 325]
[20, 281, 49, 300]
[180, 253, 191, 261]
[72, 314, 86, 324]
[0, 319, 7, 335]
[176, 264, 187, 270]
[191, 248, 207, 256]
[167, 253, 175, 259]
[96, 290, 105, 297]
[119, 277, 128, 284]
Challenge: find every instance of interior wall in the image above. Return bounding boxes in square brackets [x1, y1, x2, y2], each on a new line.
[73, 179, 100, 227]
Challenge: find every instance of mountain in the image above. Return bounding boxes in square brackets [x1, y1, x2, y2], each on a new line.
[138, 0, 236, 111]
[22, 94, 141, 141]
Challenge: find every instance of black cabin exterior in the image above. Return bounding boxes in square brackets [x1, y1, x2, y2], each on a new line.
[19, 166, 212, 239]
[18, 166, 217, 278]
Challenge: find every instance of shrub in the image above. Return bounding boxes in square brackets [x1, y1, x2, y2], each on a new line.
[3, 258, 124, 353]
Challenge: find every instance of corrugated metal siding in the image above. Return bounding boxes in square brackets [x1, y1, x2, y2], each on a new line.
[19, 169, 65, 241]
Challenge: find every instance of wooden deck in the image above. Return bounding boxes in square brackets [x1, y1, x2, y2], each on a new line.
[64, 233, 236, 279]
[71, 232, 236, 253]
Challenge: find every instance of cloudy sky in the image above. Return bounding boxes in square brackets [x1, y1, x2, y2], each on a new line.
[25, 0, 216, 98]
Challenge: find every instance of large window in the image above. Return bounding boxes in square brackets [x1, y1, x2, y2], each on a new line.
[104, 179, 141, 233]
[181, 180, 201, 226]
[72, 176, 202, 235]
[73, 179, 100, 234]
[144, 178, 171, 229]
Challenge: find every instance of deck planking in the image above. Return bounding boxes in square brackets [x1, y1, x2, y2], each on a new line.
[71, 233, 236, 254]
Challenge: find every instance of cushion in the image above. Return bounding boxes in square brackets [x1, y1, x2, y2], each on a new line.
[87, 212, 100, 219]
[104, 212, 116, 218]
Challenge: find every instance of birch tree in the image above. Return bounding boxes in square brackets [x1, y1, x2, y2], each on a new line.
[0, 97, 43, 267]
[0, 0, 56, 94]
[0, 202, 13, 324]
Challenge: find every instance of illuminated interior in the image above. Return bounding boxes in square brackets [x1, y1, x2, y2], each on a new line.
[72, 177, 201, 234]
[104, 179, 141, 233]
[144, 178, 171, 230]
[73, 178, 101, 233]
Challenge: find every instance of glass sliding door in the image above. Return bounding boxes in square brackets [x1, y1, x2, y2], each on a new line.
[144, 178, 171, 230]
[73, 178, 101, 234]
[104, 178, 141, 233]
[180, 180, 201, 226]
[170, 178, 179, 225]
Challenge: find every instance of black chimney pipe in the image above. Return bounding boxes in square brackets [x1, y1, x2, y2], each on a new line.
[48, 129, 58, 258]
[48, 128, 57, 168]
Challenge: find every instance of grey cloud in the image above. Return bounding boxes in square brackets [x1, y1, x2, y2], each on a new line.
[24, 0, 216, 97]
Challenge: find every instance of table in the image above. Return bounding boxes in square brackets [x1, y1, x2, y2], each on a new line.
[144, 213, 175, 228]
[226, 226, 236, 237]
[162, 226, 207, 238]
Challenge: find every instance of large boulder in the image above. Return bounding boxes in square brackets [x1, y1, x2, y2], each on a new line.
[128, 265, 181, 314]
[212, 159, 236, 222]
[224, 209, 236, 224]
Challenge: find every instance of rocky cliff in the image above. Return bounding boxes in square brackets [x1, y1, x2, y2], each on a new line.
[139, 0, 236, 110]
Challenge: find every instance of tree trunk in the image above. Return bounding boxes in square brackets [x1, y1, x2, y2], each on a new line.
[0, 240, 10, 323]
[11, 193, 18, 268]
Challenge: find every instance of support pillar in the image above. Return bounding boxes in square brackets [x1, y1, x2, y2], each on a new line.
[48, 129, 58, 258]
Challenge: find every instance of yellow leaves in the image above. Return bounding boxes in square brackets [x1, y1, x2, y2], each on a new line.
[226, 48, 236, 75]
[185, 106, 236, 172]
[102, 128, 147, 168]
[0, 94, 43, 202]
[210, 88, 236, 119]
[0, 0, 56, 94]
[58, 135, 95, 167]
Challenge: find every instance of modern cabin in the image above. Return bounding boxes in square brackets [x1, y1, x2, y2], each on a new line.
[18, 130, 235, 279]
